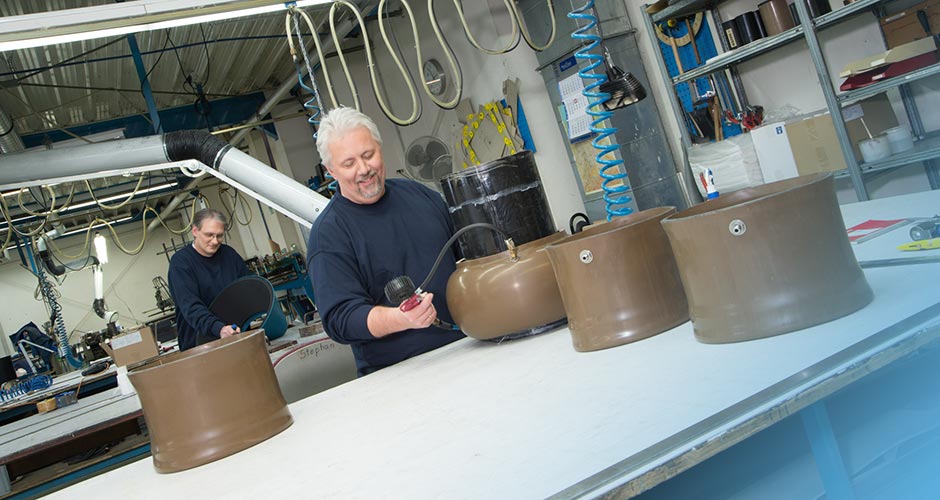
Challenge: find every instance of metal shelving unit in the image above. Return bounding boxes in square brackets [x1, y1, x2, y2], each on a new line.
[642, 0, 940, 202]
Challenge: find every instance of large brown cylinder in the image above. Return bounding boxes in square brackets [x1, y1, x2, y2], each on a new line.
[128, 330, 292, 473]
[447, 232, 567, 340]
[545, 207, 689, 352]
[661, 173, 873, 343]
[758, 0, 795, 36]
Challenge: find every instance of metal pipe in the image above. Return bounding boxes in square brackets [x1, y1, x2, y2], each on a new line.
[210, 111, 307, 136]
[794, 0, 869, 201]
[0, 108, 25, 154]
[0, 132, 328, 227]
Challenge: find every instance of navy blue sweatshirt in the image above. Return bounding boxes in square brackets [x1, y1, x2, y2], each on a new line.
[307, 178, 465, 376]
[167, 243, 249, 350]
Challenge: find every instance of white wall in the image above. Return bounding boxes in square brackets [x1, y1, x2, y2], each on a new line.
[622, 0, 938, 202]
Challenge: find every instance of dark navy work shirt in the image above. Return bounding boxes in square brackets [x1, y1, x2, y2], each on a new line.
[167, 243, 249, 350]
[307, 178, 465, 376]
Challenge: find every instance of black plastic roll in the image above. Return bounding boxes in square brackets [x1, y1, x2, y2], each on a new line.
[755, 10, 769, 38]
[722, 20, 742, 49]
[440, 151, 556, 260]
[735, 11, 765, 45]
[807, 0, 832, 17]
[789, 0, 832, 22]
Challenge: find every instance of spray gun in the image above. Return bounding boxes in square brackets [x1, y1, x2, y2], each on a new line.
[382, 222, 518, 332]
[384, 275, 459, 331]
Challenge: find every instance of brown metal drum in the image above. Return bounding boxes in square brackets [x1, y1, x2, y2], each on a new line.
[758, 0, 795, 36]
[545, 207, 689, 352]
[447, 232, 567, 340]
[661, 173, 873, 343]
[128, 330, 293, 473]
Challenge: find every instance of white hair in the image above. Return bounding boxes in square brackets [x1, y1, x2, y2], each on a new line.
[316, 107, 383, 168]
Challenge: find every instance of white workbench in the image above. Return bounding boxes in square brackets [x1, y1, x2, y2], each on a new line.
[45, 189, 940, 499]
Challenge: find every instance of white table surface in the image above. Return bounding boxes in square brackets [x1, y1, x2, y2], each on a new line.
[44, 188, 940, 499]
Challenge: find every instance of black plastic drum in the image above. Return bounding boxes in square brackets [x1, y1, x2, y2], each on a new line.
[440, 151, 556, 260]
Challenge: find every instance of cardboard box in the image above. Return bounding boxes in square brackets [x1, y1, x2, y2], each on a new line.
[784, 94, 898, 175]
[101, 326, 159, 367]
[880, 0, 940, 49]
[751, 121, 800, 182]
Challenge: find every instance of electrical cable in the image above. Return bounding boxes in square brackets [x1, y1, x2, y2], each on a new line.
[144, 30, 173, 80]
[218, 185, 253, 225]
[569, 0, 635, 220]
[84, 175, 145, 210]
[16, 186, 55, 217]
[2, 194, 51, 238]
[418, 222, 511, 291]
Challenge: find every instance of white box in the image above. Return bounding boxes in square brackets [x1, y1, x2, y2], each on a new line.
[751, 122, 800, 183]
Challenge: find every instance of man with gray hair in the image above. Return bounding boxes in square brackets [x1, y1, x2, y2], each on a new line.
[307, 106, 464, 376]
[168, 207, 250, 350]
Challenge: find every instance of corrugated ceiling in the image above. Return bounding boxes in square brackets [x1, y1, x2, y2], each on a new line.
[0, 0, 334, 139]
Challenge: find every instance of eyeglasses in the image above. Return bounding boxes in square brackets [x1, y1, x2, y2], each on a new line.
[197, 229, 225, 241]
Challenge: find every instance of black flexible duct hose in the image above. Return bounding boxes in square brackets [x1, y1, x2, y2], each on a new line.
[164, 130, 231, 169]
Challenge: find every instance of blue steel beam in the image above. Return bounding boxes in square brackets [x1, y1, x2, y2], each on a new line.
[126, 33, 162, 134]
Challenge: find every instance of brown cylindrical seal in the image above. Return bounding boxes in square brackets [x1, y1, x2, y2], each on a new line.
[447, 232, 568, 340]
[661, 173, 873, 344]
[545, 207, 689, 352]
[129, 330, 292, 473]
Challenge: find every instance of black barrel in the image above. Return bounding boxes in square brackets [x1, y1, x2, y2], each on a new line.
[441, 151, 556, 260]
[735, 11, 765, 45]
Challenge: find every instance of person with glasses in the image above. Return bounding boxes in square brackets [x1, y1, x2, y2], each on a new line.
[167, 208, 250, 350]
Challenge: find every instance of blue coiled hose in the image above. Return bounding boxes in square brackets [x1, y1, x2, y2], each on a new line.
[568, 1, 634, 220]
[36, 266, 83, 369]
[0, 374, 54, 403]
[292, 11, 337, 194]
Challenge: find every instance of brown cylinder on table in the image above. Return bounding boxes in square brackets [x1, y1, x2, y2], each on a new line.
[128, 330, 293, 473]
[447, 232, 568, 341]
[544, 207, 689, 352]
[660, 173, 873, 344]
